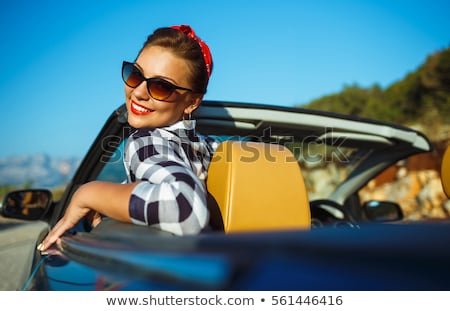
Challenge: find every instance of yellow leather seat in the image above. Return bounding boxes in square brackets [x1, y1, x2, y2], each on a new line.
[442, 145, 450, 198]
[207, 141, 311, 233]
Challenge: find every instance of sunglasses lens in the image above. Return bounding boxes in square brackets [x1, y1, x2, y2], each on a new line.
[122, 62, 185, 101]
[148, 80, 175, 100]
[122, 62, 143, 88]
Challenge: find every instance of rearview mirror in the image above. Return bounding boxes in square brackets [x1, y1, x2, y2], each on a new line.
[362, 200, 403, 222]
[2, 189, 52, 220]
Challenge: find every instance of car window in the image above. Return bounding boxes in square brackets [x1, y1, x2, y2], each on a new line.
[96, 140, 127, 183]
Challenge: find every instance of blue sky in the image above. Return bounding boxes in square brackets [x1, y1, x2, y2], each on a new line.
[0, 0, 449, 158]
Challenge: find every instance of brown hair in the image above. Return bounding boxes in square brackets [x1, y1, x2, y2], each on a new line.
[137, 27, 212, 94]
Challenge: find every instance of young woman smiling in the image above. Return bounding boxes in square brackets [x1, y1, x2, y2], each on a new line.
[38, 25, 217, 252]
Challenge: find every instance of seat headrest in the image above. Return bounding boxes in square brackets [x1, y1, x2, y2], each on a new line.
[207, 141, 311, 233]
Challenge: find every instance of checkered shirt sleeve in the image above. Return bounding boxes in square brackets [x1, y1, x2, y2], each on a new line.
[124, 120, 218, 235]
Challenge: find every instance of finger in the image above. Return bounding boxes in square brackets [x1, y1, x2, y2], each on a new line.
[37, 218, 70, 251]
[91, 212, 103, 228]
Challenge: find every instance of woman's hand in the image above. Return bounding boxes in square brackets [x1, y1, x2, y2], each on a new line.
[37, 181, 136, 252]
[37, 186, 93, 252]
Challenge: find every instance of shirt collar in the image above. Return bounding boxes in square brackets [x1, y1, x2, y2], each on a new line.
[164, 119, 196, 132]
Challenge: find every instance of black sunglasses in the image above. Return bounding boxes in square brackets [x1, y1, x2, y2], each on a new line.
[121, 61, 193, 101]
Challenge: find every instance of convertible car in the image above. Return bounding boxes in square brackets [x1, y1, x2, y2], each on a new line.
[2, 100, 450, 290]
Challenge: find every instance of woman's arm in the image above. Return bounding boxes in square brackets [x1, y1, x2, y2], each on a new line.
[126, 132, 211, 235]
[37, 181, 139, 251]
[128, 167, 210, 235]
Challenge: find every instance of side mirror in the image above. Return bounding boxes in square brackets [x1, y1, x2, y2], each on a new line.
[2, 189, 52, 220]
[362, 200, 403, 222]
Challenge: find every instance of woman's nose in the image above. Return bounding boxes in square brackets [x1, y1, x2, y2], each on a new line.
[132, 80, 150, 100]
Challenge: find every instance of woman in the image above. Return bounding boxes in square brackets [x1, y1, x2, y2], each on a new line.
[38, 25, 216, 252]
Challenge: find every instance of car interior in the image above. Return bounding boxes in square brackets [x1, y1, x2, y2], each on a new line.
[3, 101, 439, 232]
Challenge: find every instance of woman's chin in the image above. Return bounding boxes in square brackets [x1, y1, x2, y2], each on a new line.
[128, 116, 148, 129]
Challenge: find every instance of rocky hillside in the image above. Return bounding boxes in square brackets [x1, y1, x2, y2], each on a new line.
[359, 143, 449, 220]
[301, 47, 450, 220]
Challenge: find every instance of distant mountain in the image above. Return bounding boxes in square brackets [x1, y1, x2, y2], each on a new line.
[0, 154, 80, 189]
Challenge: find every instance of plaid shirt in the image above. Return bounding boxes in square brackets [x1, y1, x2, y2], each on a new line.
[124, 120, 218, 235]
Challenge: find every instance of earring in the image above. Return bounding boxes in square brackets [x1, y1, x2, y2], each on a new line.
[182, 113, 192, 121]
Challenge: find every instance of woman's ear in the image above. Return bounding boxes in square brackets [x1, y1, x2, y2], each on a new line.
[184, 95, 203, 115]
